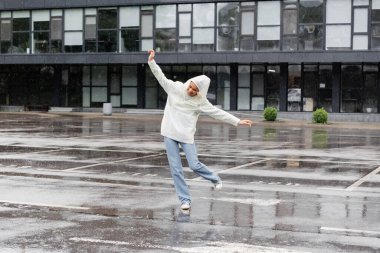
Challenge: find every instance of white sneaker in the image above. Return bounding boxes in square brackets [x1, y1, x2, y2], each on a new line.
[180, 202, 191, 210]
[214, 180, 222, 190]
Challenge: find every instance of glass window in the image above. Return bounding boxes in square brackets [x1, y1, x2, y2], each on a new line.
[217, 2, 239, 51]
[363, 65, 378, 113]
[98, 9, 117, 53]
[98, 8, 117, 29]
[252, 72, 265, 111]
[13, 18, 29, 31]
[354, 0, 369, 5]
[156, 5, 176, 28]
[283, 37, 298, 51]
[258, 27, 280, 40]
[241, 12, 254, 35]
[122, 88, 137, 105]
[192, 3, 215, 51]
[33, 32, 49, 53]
[122, 66, 137, 86]
[238, 66, 250, 87]
[98, 30, 117, 52]
[51, 17, 62, 53]
[373, 0, 380, 9]
[318, 65, 333, 112]
[299, 0, 323, 23]
[120, 7, 140, 27]
[120, 7, 140, 53]
[240, 37, 255, 51]
[193, 3, 214, 27]
[121, 29, 139, 52]
[85, 8, 96, 15]
[266, 65, 281, 110]
[85, 17, 96, 40]
[12, 33, 29, 53]
[156, 5, 177, 52]
[110, 72, 120, 94]
[64, 9, 83, 52]
[299, 25, 323, 50]
[341, 65, 362, 113]
[193, 29, 214, 43]
[111, 95, 120, 107]
[32, 10, 49, 30]
[51, 9, 62, 17]
[238, 89, 250, 110]
[283, 10, 297, 35]
[12, 11, 30, 54]
[252, 73, 264, 96]
[217, 65, 230, 110]
[1, 12, 11, 18]
[82, 66, 90, 86]
[141, 39, 153, 51]
[64, 9, 83, 30]
[354, 8, 368, 33]
[92, 87, 107, 102]
[203, 65, 217, 104]
[51, 17, 62, 40]
[287, 65, 302, 112]
[303, 65, 318, 112]
[145, 67, 157, 109]
[179, 4, 192, 12]
[179, 13, 191, 36]
[353, 35, 368, 49]
[141, 15, 153, 37]
[1, 20, 11, 41]
[156, 28, 176, 52]
[326, 25, 351, 48]
[64, 31, 82, 52]
[326, 0, 352, 24]
[92, 66, 107, 87]
[82, 87, 90, 107]
[257, 27, 280, 50]
[193, 28, 214, 51]
[257, 1, 280, 51]
[257, 1, 281, 25]
[13, 11, 29, 18]
[85, 16, 96, 52]
[373, 9, 380, 22]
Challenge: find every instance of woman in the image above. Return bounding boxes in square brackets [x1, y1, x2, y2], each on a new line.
[148, 50, 253, 210]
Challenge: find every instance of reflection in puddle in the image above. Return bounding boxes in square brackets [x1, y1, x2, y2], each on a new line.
[312, 130, 328, 149]
[263, 128, 278, 141]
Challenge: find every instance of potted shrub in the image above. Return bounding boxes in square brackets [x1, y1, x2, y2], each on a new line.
[312, 108, 328, 124]
[263, 107, 278, 121]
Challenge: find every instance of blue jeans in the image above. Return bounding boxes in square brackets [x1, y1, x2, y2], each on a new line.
[164, 137, 220, 204]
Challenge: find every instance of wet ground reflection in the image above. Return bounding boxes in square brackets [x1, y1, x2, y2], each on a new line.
[0, 113, 379, 252]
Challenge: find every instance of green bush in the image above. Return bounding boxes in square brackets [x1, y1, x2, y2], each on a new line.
[263, 107, 278, 121]
[312, 108, 328, 124]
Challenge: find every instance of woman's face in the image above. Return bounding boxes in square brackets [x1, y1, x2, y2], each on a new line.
[187, 81, 199, 97]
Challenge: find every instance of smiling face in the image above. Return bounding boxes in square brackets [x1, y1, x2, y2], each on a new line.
[186, 81, 199, 97]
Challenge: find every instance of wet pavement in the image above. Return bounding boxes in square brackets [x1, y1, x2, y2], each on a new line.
[0, 112, 379, 253]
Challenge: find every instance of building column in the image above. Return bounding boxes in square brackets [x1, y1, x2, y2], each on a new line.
[279, 63, 288, 112]
[332, 63, 341, 113]
[378, 63, 380, 114]
[230, 63, 238, 111]
[52, 65, 62, 107]
[137, 64, 145, 109]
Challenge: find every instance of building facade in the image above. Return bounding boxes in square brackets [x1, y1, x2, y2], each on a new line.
[0, 0, 379, 113]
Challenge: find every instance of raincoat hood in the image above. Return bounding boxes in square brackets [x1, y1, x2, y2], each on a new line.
[187, 75, 210, 99]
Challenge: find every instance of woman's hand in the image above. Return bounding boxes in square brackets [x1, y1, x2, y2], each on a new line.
[238, 119, 253, 127]
[148, 50, 155, 62]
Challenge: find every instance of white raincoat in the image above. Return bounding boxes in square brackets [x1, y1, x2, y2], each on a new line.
[148, 60, 240, 144]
